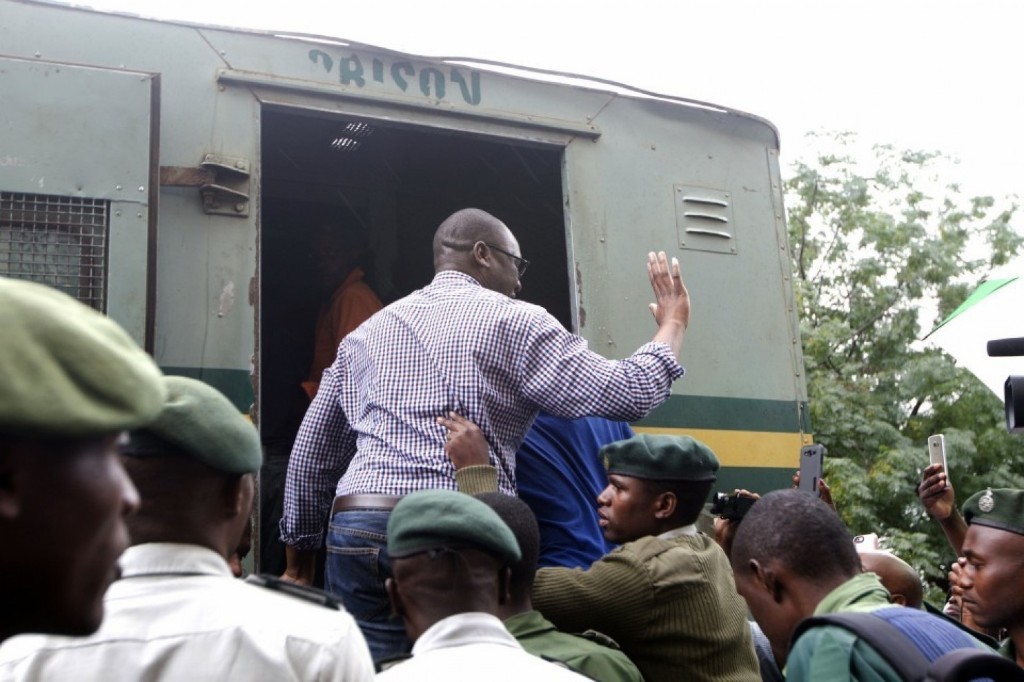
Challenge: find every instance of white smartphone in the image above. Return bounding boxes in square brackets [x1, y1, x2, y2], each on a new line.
[927, 434, 948, 472]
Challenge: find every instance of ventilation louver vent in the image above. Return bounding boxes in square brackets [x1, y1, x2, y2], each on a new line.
[674, 185, 736, 255]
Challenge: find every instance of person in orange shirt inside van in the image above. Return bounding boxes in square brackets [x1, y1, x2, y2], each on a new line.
[301, 218, 383, 401]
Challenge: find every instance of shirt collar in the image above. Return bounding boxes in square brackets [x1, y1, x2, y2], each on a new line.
[813, 572, 891, 616]
[117, 542, 233, 579]
[657, 524, 698, 540]
[503, 610, 558, 639]
[431, 270, 483, 288]
[413, 612, 521, 655]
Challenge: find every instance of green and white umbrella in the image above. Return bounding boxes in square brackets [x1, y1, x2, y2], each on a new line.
[924, 275, 1024, 398]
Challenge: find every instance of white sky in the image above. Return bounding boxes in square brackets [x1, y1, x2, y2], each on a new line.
[77, 0, 1023, 224]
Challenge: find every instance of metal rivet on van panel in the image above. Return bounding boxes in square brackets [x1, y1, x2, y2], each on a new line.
[116, 185, 122, 190]
[234, 203, 245, 213]
[138, 186, 145, 192]
[136, 213, 143, 218]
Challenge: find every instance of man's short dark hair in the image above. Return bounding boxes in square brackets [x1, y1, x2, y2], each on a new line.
[731, 489, 860, 584]
[474, 492, 539, 596]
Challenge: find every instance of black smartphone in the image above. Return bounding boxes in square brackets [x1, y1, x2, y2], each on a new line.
[798, 444, 826, 497]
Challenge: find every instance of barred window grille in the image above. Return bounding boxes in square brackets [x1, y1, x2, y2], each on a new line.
[0, 192, 109, 311]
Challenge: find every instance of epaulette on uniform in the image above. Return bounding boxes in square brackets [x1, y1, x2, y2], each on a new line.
[244, 574, 340, 610]
[575, 629, 623, 650]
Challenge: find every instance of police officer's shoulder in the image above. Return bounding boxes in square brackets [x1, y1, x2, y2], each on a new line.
[244, 574, 340, 610]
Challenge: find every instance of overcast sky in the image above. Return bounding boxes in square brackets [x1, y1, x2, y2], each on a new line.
[79, 0, 1023, 217]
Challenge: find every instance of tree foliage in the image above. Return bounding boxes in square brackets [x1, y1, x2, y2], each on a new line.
[786, 131, 1023, 602]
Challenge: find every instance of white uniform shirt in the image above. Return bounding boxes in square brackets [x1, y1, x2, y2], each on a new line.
[376, 612, 588, 681]
[0, 543, 374, 681]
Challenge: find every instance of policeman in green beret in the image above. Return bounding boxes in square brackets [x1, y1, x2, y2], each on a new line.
[530, 434, 760, 682]
[378, 489, 587, 680]
[0, 277, 165, 643]
[0, 376, 375, 681]
[957, 487, 1024, 667]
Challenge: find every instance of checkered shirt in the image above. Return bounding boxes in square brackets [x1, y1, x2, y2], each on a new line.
[280, 271, 684, 549]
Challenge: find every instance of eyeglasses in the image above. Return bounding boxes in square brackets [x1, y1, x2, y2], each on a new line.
[442, 239, 530, 277]
[483, 242, 530, 277]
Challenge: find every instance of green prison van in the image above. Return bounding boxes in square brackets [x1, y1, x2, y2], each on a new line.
[0, 0, 809, 561]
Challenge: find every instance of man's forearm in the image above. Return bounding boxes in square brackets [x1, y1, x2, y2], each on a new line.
[938, 511, 968, 555]
[652, 319, 686, 359]
[281, 546, 318, 586]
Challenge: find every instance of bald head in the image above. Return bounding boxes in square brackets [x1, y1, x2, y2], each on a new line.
[859, 551, 923, 609]
[431, 209, 523, 297]
[433, 208, 510, 261]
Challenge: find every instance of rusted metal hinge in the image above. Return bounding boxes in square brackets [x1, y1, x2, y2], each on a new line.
[159, 154, 250, 217]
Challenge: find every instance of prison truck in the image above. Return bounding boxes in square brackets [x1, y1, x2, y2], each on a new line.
[0, 0, 810, 564]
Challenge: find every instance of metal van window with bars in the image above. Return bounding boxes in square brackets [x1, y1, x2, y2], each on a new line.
[0, 192, 109, 311]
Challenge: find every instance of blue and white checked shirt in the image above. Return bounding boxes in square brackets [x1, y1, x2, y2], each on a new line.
[280, 271, 684, 549]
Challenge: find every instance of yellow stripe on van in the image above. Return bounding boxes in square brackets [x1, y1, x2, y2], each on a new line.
[631, 427, 813, 468]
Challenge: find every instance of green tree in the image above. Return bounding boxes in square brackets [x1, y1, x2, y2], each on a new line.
[786, 131, 1023, 602]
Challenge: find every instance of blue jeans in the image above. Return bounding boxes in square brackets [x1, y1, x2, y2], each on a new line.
[325, 509, 411, 664]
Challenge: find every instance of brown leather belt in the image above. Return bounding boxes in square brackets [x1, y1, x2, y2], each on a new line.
[332, 494, 403, 514]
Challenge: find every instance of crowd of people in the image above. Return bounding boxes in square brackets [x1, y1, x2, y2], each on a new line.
[1, 207, 1022, 681]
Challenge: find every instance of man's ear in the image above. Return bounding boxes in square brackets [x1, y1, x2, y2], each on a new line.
[890, 593, 907, 607]
[222, 474, 253, 519]
[385, 577, 405, 618]
[749, 558, 786, 604]
[497, 566, 512, 606]
[652, 491, 677, 520]
[472, 241, 491, 268]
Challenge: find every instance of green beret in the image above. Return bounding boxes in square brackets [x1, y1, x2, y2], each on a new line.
[128, 376, 262, 475]
[603, 434, 719, 482]
[963, 488, 1024, 536]
[387, 489, 521, 565]
[0, 277, 165, 437]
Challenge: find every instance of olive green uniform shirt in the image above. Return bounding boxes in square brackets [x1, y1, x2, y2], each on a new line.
[999, 637, 1020, 665]
[505, 610, 644, 682]
[784, 572, 900, 682]
[532, 531, 758, 682]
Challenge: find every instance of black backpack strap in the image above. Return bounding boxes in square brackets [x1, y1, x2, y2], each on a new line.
[926, 648, 1024, 682]
[793, 612, 929, 681]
